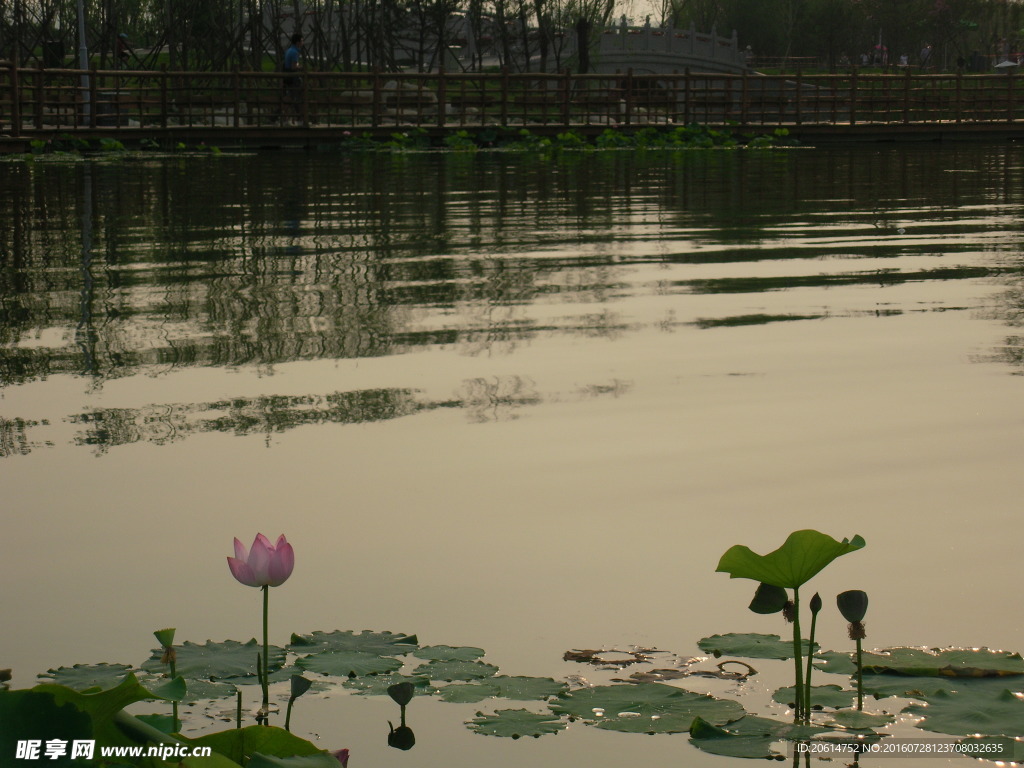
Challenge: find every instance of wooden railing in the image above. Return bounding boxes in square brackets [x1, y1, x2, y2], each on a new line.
[3, 63, 1024, 137]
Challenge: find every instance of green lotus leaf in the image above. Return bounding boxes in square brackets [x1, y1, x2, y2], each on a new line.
[191, 725, 325, 765]
[168, 678, 238, 702]
[249, 756, 345, 768]
[135, 713, 181, 734]
[905, 689, 1024, 737]
[295, 651, 403, 678]
[749, 583, 789, 614]
[551, 683, 744, 726]
[438, 676, 567, 703]
[342, 674, 437, 697]
[38, 663, 135, 691]
[819, 647, 1024, 678]
[141, 640, 286, 681]
[772, 684, 855, 709]
[698, 633, 816, 660]
[0, 690, 92, 765]
[596, 713, 703, 734]
[861, 674, 1023, 700]
[716, 530, 865, 588]
[957, 736, 1024, 761]
[289, 630, 418, 656]
[413, 660, 500, 682]
[688, 715, 828, 759]
[413, 645, 486, 662]
[466, 708, 567, 738]
[826, 709, 895, 729]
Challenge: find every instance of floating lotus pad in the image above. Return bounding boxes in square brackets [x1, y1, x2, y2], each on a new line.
[288, 630, 418, 656]
[772, 684, 855, 709]
[826, 709, 895, 729]
[413, 645, 485, 662]
[141, 639, 286, 681]
[295, 651, 403, 678]
[342, 674, 437, 697]
[815, 647, 1024, 678]
[438, 676, 567, 703]
[905, 689, 1024, 737]
[466, 709, 567, 738]
[37, 663, 135, 691]
[698, 633, 815, 660]
[689, 715, 828, 759]
[412, 660, 500, 682]
[550, 683, 745, 727]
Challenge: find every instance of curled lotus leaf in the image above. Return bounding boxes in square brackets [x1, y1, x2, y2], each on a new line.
[698, 633, 816, 660]
[140, 639, 286, 681]
[550, 683, 745, 727]
[717, 530, 865, 589]
[295, 651, 403, 678]
[412, 660, 500, 682]
[413, 645, 485, 663]
[37, 663, 134, 691]
[905, 689, 1024, 737]
[826, 709, 895, 729]
[466, 708, 567, 738]
[288, 630, 418, 657]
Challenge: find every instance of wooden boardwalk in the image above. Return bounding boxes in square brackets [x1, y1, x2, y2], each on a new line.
[5, 62, 1024, 150]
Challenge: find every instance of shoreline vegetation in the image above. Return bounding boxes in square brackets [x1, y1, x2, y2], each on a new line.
[11, 125, 798, 158]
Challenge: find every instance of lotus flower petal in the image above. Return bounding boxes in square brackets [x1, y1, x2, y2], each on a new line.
[228, 533, 294, 588]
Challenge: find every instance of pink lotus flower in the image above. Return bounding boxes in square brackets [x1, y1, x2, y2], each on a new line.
[331, 749, 350, 766]
[228, 534, 294, 587]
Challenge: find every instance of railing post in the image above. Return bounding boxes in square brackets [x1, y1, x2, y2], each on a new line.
[561, 68, 571, 126]
[684, 66, 691, 124]
[437, 67, 447, 128]
[500, 67, 509, 126]
[625, 67, 633, 125]
[902, 67, 911, 123]
[9, 62, 21, 138]
[160, 64, 168, 129]
[88, 65, 97, 128]
[849, 67, 857, 125]
[372, 69, 381, 128]
[955, 70, 962, 124]
[35, 68, 44, 129]
[740, 69, 748, 125]
[1008, 70, 1016, 122]
[233, 69, 240, 128]
[795, 69, 802, 124]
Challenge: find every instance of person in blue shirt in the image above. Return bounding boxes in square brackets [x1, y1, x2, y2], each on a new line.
[281, 33, 303, 123]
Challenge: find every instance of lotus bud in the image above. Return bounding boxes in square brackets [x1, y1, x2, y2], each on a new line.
[331, 748, 350, 766]
[387, 682, 415, 707]
[837, 590, 868, 623]
[809, 593, 822, 615]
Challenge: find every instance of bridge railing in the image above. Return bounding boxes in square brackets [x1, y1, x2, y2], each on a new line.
[3, 63, 1024, 136]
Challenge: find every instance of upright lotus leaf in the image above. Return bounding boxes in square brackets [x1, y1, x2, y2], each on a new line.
[191, 725, 326, 764]
[141, 640, 286, 681]
[466, 709, 567, 738]
[0, 689, 92, 766]
[749, 583, 789, 614]
[717, 530, 866, 588]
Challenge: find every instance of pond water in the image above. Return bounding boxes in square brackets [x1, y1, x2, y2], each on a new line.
[4, 145, 1024, 767]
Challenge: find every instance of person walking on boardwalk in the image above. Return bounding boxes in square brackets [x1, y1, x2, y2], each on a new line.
[282, 33, 304, 124]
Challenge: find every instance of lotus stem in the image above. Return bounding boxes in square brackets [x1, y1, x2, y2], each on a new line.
[236, 690, 242, 728]
[791, 587, 804, 723]
[285, 698, 294, 732]
[855, 635, 863, 710]
[262, 584, 270, 721]
[804, 593, 821, 721]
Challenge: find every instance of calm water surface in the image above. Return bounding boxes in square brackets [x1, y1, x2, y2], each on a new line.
[4, 146, 1024, 766]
